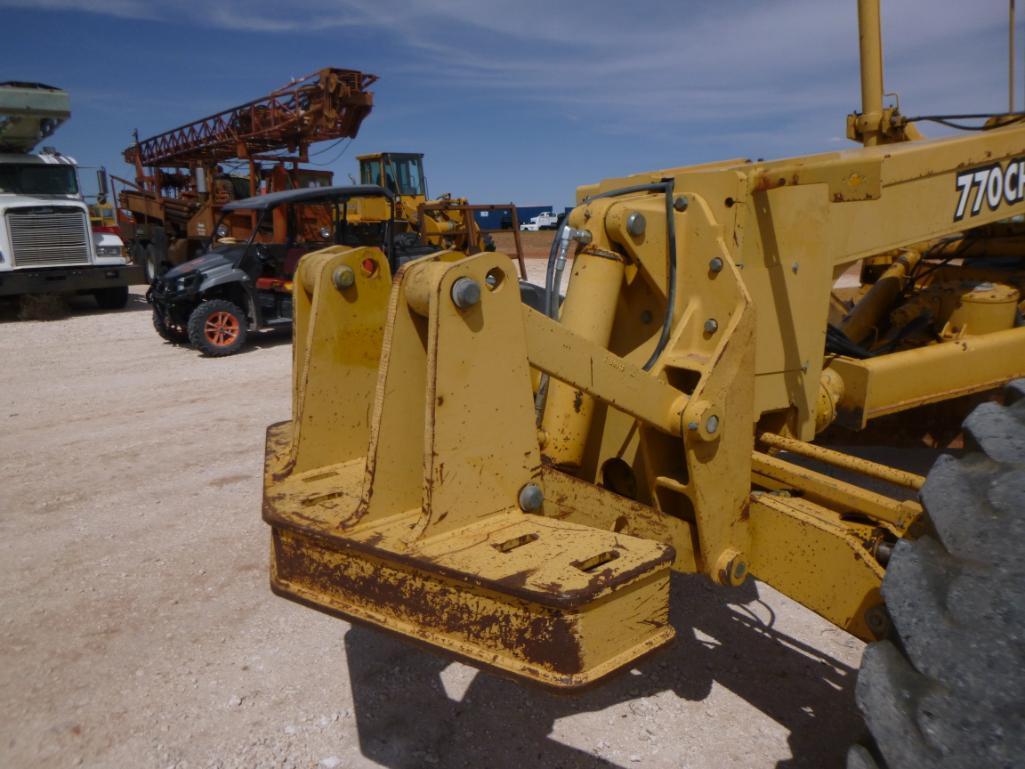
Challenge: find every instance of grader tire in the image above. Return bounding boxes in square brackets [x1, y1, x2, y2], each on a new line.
[849, 380, 1025, 769]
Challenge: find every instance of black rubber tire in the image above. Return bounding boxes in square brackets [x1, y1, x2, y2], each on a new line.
[849, 379, 1025, 769]
[143, 244, 161, 284]
[152, 307, 189, 344]
[93, 285, 129, 310]
[187, 299, 248, 357]
[130, 241, 162, 284]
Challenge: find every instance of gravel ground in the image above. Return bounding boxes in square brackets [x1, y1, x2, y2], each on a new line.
[1, 285, 868, 769]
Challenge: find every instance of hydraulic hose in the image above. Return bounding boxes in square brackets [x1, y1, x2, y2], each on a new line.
[581, 180, 678, 371]
[543, 222, 572, 318]
[536, 224, 575, 424]
[534, 180, 679, 425]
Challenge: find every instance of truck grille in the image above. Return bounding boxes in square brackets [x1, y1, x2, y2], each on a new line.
[6, 206, 90, 268]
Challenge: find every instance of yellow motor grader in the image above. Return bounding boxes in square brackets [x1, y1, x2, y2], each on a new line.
[262, 2, 1025, 766]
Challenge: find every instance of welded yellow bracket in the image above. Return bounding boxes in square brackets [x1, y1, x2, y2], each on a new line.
[288, 246, 392, 475]
[606, 191, 757, 583]
[265, 250, 675, 688]
[826, 327, 1025, 429]
[747, 492, 886, 640]
[748, 155, 882, 202]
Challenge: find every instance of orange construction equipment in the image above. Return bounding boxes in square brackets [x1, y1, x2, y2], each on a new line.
[115, 68, 377, 280]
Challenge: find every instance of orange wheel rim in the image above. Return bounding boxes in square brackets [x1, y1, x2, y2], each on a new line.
[204, 311, 239, 346]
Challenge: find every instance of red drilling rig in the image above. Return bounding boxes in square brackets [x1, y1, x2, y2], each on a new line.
[115, 68, 377, 281]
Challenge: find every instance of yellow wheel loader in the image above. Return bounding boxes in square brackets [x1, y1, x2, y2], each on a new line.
[262, 2, 1025, 766]
[352, 151, 527, 272]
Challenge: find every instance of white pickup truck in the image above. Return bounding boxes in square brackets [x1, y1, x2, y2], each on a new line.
[520, 211, 561, 231]
[0, 81, 141, 305]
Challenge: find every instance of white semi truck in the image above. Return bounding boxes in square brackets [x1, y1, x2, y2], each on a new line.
[0, 81, 141, 306]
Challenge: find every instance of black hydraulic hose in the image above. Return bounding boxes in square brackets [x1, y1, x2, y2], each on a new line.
[644, 182, 677, 371]
[826, 315, 933, 359]
[582, 180, 678, 371]
[584, 182, 674, 201]
[904, 111, 1025, 131]
[535, 180, 679, 424]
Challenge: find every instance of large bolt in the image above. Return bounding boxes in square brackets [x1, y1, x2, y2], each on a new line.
[715, 548, 749, 587]
[626, 212, 646, 236]
[518, 483, 544, 512]
[673, 195, 689, 212]
[865, 604, 891, 637]
[332, 265, 355, 290]
[875, 541, 893, 566]
[704, 318, 719, 335]
[685, 400, 721, 442]
[451, 277, 481, 309]
[708, 257, 724, 273]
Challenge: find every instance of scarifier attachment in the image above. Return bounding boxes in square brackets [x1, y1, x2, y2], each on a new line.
[264, 247, 675, 688]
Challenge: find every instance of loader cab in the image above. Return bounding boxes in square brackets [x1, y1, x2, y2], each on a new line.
[358, 153, 425, 197]
[358, 153, 426, 220]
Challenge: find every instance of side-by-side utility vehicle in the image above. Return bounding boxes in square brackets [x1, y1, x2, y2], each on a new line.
[149, 185, 434, 355]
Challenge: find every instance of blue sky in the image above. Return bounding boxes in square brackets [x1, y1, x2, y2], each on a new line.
[0, 1, 1019, 207]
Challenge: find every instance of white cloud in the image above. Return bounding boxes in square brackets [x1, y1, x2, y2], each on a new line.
[5, 0, 1020, 196]
[1, 0, 158, 19]
[5, 0, 1012, 120]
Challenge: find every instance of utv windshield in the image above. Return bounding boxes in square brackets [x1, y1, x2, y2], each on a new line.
[0, 163, 78, 195]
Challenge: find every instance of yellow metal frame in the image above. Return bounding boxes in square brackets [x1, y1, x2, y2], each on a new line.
[264, 0, 1025, 690]
[266, 250, 678, 687]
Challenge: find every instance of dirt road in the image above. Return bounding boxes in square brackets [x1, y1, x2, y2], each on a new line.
[0, 287, 867, 769]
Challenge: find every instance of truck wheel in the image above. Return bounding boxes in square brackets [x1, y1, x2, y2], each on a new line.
[93, 285, 129, 310]
[849, 380, 1025, 769]
[143, 245, 157, 284]
[152, 308, 189, 344]
[133, 242, 163, 283]
[144, 243, 166, 283]
[187, 299, 248, 357]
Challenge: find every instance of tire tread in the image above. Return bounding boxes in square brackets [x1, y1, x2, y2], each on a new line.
[850, 381, 1025, 769]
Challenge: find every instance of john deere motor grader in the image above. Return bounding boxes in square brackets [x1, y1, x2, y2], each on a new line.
[262, 2, 1024, 766]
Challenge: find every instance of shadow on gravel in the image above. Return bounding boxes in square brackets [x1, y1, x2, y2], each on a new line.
[0, 290, 150, 322]
[231, 327, 292, 354]
[150, 326, 292, 355]
[343, 573, 861, 769]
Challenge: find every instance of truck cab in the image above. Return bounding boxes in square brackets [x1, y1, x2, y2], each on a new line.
[520, 211, 560, 231]
[0, 82, 141, 305]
